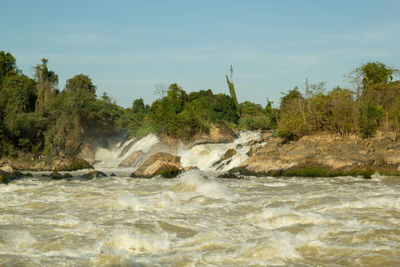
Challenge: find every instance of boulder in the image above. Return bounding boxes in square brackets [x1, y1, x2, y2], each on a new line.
[51, 171, 63, 179]
[131, 152, 183, 178]
[82, 170, 107, 179]
[63, 173, 73, 178]
[118, 150, 144, 167]
[76, 142, 96, 165]
[189, 126, 236, 147]
[212, 149, 237, 167]
[52, 157, 93, 171]
[0, 164, 22, 184]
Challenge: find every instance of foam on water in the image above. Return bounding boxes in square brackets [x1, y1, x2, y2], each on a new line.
[179, 131, 262, 171]
[240, 232, 302, 265]
[105, 230, 173, 254]
[3, 230, 36, 250]
[94, 134, 159, 168]
[170, 170, 233, 200]
[1, 167, 400, 266]
[112, 194, 148, 211]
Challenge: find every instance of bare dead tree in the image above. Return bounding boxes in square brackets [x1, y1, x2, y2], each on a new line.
[154, 84, 167, 98]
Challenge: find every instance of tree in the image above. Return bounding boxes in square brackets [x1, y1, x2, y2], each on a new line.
[326, 87, 358, 135]
[65, 73, 96, 96]
[277, 88, 310, 139]
[0, 51, 18, 86]
[132, 98, 146, 113]
[0, 74, 37, 136]
[34, 58, 58, 114]
[226, 65, 240, 117]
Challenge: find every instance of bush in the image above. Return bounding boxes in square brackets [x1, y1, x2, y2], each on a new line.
[359, 102, 384, 138]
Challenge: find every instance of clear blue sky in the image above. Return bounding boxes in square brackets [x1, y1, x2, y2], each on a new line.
[1, 0, 399, 108]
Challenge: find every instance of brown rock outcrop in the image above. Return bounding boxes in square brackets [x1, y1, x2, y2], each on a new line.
[212, 149, 237, 167]
[225, 132, 400, 178]
[76, 142, 95, 165]
[188, 126, 236, 147]
[0, 164, 22, 184]
[0, 156, 93, 171]
[131, 152, 183, 178]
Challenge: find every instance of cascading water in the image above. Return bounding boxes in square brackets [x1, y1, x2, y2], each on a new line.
[179, 131, 262, 171]
[94, 134, 159, 170]
[93, 131, 263, 173]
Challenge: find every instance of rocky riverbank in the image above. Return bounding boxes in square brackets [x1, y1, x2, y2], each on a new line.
[3, 129, 400, 183]
[224, 131, 400, 178]
[0, 156, 92, 172]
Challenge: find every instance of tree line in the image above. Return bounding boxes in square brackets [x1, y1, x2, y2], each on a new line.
[0, 50, 399, 159]
[277, 62, 400, 140]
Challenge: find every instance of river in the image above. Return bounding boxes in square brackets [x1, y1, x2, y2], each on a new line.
[1, 132, 400, 266]
[1, 171, 399, 266]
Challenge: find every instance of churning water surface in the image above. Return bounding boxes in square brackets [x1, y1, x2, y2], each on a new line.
[0, 171, 399, 266]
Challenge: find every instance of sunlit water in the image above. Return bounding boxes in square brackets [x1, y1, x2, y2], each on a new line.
[1, 171, 399, 266]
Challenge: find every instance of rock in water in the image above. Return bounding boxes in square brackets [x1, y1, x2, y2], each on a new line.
[53, 157, 93, 171]
[131, 152, 183, 178]
[118, 150, 144, 167]
[82, 170, 107, 179]
[0, 164, 22, 184]
[51, 171, 63, 179]
[63, 173, 73, 178]
[212, 148, 237, 167]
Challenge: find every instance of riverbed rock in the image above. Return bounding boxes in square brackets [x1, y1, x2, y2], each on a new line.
[63, 173, 73, 178]
[131, 152, 183, 178]
[188, 126, 236, 147]
[82, 170, 107, 179]
[212, 149, 237, 167]
[76, 142, 96, 165]
[223, 132, 400, 178]
[23, 172, 33, 177]
[118, 150, 144, 167]
[52, 157, 93, 171]
[0, 164, 22, 184]
[51, 171, 63, 179]
[0, 156, 93, 171]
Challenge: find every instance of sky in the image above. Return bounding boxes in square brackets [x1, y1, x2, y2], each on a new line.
[1, 0, 399, 108]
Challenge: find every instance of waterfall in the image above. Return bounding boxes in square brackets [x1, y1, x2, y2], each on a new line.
[93, 131, 263, 172]
[178, 131, 262, 171]
[94, 134, 159, 169]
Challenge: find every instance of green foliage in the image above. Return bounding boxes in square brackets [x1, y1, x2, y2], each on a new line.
[0, 74, 43, 150]
[387, 94, 400, 141]
[134, 122, 156, 139]
[360, 62, 395, 86]
[225, 74, 240, 117]
[238, 101, 274, 130]
[65, 73, 96, 96]
[132, 98, 146, 113]
[359, 102, 384, 138]
[34, 58, 58, 114]
[277, 88, 310, 139]
[158, 168, 181, 178]
[44, 74, 122, 155]
[0, 51, 18, 86]
[64, 157, 93, 171]
[326, 87, 358, 135]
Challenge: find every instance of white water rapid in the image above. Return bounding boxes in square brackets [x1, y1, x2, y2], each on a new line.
[1, 132, 399, 266]
[93, 131, 263, 173]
